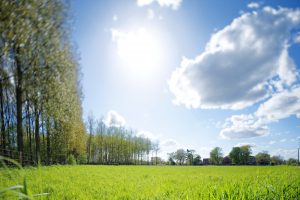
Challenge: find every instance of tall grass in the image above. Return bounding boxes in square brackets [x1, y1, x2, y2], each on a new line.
[0, 156, 48, 199]
[1, 164, 299, 199]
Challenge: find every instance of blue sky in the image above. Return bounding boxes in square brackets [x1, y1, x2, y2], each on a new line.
[71, 0, 300, 159]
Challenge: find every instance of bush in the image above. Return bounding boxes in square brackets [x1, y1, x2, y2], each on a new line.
[287, 158, 297, 166]
[67, 154, 77, 165]
[77, 154, 87, 164]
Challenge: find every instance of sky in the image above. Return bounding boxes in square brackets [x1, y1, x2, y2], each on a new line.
[71, 0, 300, 159]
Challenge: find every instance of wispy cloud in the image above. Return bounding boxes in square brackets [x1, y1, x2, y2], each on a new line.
[294, 32, 300, 43]
[113, 15, 118, 21]
[247, 2, 261, 9]
[136, 0, 182, 10]
[234, 142, 256, 147]
[103, 110, 126, 127]
[221, 86, 300, 139]
[280, 138, 287, 142]
[161, 139, 178, 147]
[271, 148, 298, 159]
[147, 9, 155, 19]
[136, 130, 159, 141]
[269, 140, 276, 145]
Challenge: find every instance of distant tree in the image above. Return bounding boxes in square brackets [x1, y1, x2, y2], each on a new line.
[202, 158, 210, 165]
[186, 149, 196, 165]
[287, 158, 297, 166]
[174, 149, 186, 165]
[271, 155, 284, 165]
[168, 153, 176, 165]
[210, 147, 223, 165]
[229, 147, 242, 165]
[87, 113, 95, 164]
[240, 145, 252, 164]
[256, 151, 271, 165]
[193, 154, 202, 165]
[152, 141, 160, 165]
[222, 156, 232, 165]
[229, 145, 252, 165]
[248, 156, 256, 165]
[169, 158, 176, 165]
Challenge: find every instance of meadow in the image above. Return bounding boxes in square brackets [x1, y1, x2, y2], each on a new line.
[1, 165, 299, 199]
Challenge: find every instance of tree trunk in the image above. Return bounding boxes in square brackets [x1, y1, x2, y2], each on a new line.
[15, 47, 23, 164]
[34, 105, 40, 164]
[5, 88, 10, 150]
[87, 133, 92, 164]
[46, 118, 51, 165]
[0, 81, 5, 151]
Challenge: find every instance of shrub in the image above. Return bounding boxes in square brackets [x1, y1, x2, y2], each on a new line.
[287, 158, 297, 166]
[67, 155, 77, 165]
[77, 154, 87, 164]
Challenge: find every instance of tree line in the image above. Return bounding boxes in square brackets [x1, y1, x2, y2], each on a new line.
[0, 0, 158, 167]
[85, 115, 159, 165]
[167, 145, 298, 166]
[0, 0, 86, 165]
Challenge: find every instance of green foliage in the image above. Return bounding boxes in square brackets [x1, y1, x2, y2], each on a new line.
[67, 155, 77, 165]
[287, 158, 297, 166]
[174, 149, 186, 165]
[168, 157, 176, 165]
[256, 151, 271, 165]
[193, 155, 202, 165]
[0, 0, 86, 165]
[77, 154, 87, 164]
[86, 117, 155, 165]
[229, 145, 252, 165]
[210, 147, 223, 165]
[1, 165, 299, 199]
[271, 155, 284, 165]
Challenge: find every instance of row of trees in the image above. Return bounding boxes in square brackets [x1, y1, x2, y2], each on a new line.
[0, 0, 86, 165]
[167, 146, 296, 166]
[168, 149, 202, 165]
[85, 115, 159, 165]
[210, 146, 285, 165]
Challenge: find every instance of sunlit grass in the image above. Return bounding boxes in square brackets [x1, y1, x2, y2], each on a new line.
[1, 165, 299, 199]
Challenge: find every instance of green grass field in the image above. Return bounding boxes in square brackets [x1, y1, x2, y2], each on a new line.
[1, 165, 299, 199]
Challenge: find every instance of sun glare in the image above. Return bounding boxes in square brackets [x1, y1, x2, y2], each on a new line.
[112, 28, 164, 75]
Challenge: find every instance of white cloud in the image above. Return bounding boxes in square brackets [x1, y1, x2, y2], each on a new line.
[294, 33, 300, 43]
[271, 148, 298, 159]
[137, 0, 182, 10]
[197, 147, 212, 158]
[136, 130, 158, 141]
[234, 142, 256, 147]
[161, 139, 178, 146]
[220, 123, 269, 139]
[103, 110, 126, 127]
[113, 15, 118, 21]
[147, 9, 155, 19]
[256, 87, 300, 122]
[221, 86, 300, 139]
[269, 140, 276, 145]
[280, 138, 287, 142]
[220, 114, 269, 139]
[169, 6, 300, 110]
[247, 2, 260, 9]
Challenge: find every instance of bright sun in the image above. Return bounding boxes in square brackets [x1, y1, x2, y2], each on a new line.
[112, 28, 164, 75]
